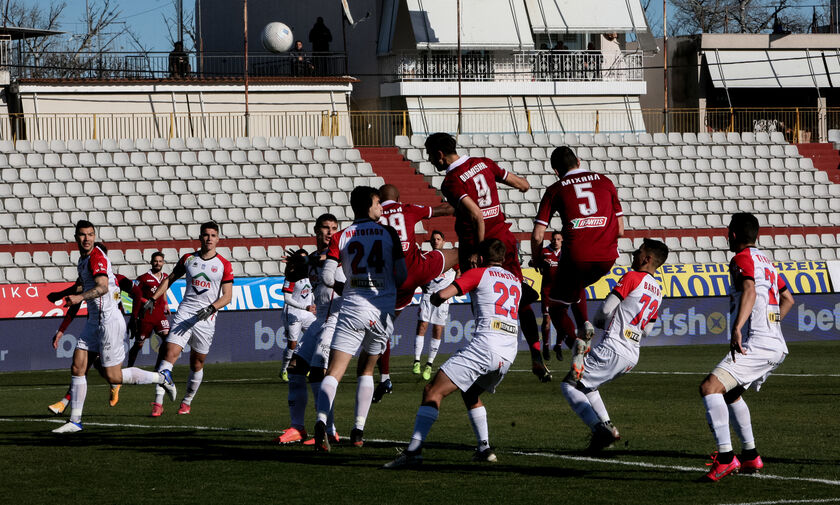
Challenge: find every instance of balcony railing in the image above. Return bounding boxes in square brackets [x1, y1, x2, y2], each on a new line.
[11, 51, 347, 80]
[382, 50, 644, 82]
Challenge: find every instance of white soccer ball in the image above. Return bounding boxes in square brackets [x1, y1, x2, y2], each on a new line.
[261, 22, 294, 53]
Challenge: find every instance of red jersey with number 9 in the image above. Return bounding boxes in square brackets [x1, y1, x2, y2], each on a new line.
[441, 156, 511, 247]
[452, 265, 520, 362]
[534, 168, 623, 263]
[379, 200, 433, 265]
[327, 218, 404, 314]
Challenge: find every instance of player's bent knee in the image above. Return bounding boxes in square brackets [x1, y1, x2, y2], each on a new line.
[308, 368, 325, 382]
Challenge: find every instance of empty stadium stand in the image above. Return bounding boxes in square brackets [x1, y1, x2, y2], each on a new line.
[1, 131, 839, 283]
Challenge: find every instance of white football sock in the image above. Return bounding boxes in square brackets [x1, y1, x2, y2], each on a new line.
[288, 374, 308, 430]
[468, 406, 490, 451]
[182, 369, 203, 406]
[69, 375, 86, 423]
[154, 360, 174, 405]
[703, 393, 732, 452]
[281, 345, 295, 373]
[728, 398, 755, 450]
[407, 405, 439, 452]
[561, 382, 600, 428]
[414, 335, 424, 361]
[121, 367, 161, 385]
[585, 390, 610, 423]
[316, 375, 338, 425]
[427, 338, 442, 365]
[354, 375, 374, 430]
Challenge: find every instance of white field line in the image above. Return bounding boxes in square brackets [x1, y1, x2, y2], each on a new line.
[2, 416, 839, 488]
[718, 499, 840, 505]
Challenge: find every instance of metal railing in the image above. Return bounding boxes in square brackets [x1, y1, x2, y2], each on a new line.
[12, 51, 347, 80]
[382, 50, 644, 82]
[0, 108, 832, 145]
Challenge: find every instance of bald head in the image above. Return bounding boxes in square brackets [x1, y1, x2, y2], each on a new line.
[379, 184, 400, 202]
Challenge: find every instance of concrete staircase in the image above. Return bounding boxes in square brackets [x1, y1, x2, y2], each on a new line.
[797, 143, 840, 183]
[357, 147, 457, 245]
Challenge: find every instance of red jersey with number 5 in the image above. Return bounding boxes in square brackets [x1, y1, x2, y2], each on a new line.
[534, 168, 622, 262]
[729, 247, 788, 353]
[605, 270, 662, 352]
[327, 218, 404, 314]
[453, 265, 520, 362]
[379, 200, 433, 265]
[441, 156, 511, 247]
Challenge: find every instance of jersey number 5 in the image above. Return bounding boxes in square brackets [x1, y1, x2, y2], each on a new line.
[574, 182, 598, 216]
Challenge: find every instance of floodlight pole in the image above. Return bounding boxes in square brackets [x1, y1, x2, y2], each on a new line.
[663, 0, 668, 133]
[457, 0, 462, 135]
[244, 0, 250, 136]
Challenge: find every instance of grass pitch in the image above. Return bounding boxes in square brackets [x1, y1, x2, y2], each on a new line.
[1, 341, 839, 505]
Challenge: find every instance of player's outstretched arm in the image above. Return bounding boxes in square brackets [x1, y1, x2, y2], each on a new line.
[501, 172, 530, 192]
[431, 203, 454, 218]
[52, 303, 81, 349]
[730, 278, 756, 360]
[322, 258, 339, 288]
[64, 275, 109, 307]
[430, 284, 458, 307]
[47, 281, 82, 303]
[592, 293, 621, 330]
[530, 223, 547, 270]
[779, 287, 794, 320]
[460, 196, 486, 243]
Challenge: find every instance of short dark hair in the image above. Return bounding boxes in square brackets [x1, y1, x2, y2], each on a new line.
[425, 132, 457, 156]
[200, 221, 219, 234]
[641, 238, 669, 269]
[151, 251, 164, 261]
[75, 220, 95, 234]
[478, 238, 506, 264]
[551, 230, 562, 238]
[430, 230, 445, 240]
[315, 213, 338, 228]
[550, 146, 579, 175]
[729, 212, 759, 244]
[350, 186, 379, 216]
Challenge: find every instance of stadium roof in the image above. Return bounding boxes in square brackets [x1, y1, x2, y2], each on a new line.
[524, 0, 649, 34]
[704, 49, 838, 88]
[0, 25, 64, 40]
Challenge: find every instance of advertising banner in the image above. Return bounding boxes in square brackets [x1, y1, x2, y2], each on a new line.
[2, 294, 838, 372]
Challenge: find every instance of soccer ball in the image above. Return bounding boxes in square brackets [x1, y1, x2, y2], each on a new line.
[261, 22, 294, 53]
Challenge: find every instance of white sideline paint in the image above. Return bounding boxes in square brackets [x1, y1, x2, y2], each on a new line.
[718, 499, 840, 505]
[3, 417, 839, 488]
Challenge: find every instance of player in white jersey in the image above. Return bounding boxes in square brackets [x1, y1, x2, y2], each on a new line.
[312, 186, 407, 451]
[276, 213, 343, 445]
[560, 238, 669, 452]
[144, 221, 234, 417]
[52, 221, 176, 434]
[279, 249, 317, 382]
[413, 230, 458, 381]
[384, 239, 518, 468]
[699, 213, 794, 482]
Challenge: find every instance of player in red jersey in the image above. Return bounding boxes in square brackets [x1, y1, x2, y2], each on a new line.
[371, 184, 457, 402]
[536, 230, 563, 361]
[425, 132, 552, 382]
[531, 146, 624, 381]
[127, 251, 169, 367]
[46, 242, 138, 413]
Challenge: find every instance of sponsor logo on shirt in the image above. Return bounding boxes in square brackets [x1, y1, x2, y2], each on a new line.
[623, 327, 642, 343]
[481, 205, 500, 219]
[191, 272, 212, 295]
[491, 319, 517, 335]
[570, 216, 607, 229]
[768, 311, 781, 323]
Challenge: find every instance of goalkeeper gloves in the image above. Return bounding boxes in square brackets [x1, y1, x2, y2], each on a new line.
[195, 304, 218, 321]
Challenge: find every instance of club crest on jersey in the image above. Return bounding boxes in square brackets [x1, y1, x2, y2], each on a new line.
[191, 272, 212, 295]
[570, 216, 607, 229]
[211, 265, 218, 273]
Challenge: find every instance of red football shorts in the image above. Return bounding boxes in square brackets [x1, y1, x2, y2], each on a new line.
[548, 257, 615, 305]
[396, 249, 446, 310]
[458, 228, 522, 282]
[138, 317, 170, 340]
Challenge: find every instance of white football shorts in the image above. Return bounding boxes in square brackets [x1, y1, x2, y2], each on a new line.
[330, 307, 393, 356]
[712, 345, 786, 392]
[419, 294, 450, 326]
[76, 310, 127, 368]
[579, 337, 639, 391]
[284, 306, 316, 343]
[440, 341, 511, 394]
[296, 312, 339, 369]
[166, 310, 217, 355]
